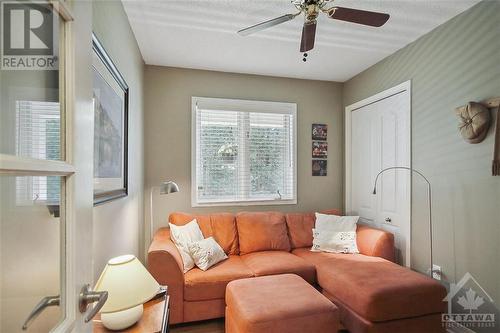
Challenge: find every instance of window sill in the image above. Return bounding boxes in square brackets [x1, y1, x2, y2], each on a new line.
[191, 199, 297, 208]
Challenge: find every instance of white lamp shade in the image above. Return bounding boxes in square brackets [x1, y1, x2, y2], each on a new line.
[94, 255, 160, 313]
[159, 181, 179, 195]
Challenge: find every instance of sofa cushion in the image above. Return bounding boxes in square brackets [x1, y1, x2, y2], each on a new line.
[236, 212, 290, 255]
[240, 251, 316, 284]
[292, 248, 447, 322]
[170, 212, 239, 255]
[285, 212, 315, 249]
[285, 209, 343, 249]
[184, 255, 254, 301]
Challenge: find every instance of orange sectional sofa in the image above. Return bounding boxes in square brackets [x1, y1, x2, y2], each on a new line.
[148, 210, 447, 333]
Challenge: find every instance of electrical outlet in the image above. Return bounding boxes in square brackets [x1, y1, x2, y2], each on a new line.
[432, 264, 442, 280]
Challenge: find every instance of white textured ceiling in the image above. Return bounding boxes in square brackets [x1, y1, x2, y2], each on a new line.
[123, 0, 480, 82]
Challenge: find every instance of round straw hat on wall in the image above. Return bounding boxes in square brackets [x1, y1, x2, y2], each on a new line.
[456, 102, 491, 144]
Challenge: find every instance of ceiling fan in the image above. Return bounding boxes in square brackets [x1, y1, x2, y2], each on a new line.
[237, 0, 390, 56]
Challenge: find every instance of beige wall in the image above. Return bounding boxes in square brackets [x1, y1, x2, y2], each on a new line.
[343, 0, 500, 305]
[92, 0, 145, 279]
[144, 66, 343, 240]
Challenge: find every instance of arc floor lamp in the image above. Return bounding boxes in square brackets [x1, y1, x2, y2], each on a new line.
[372, 166, 434, 278]
[149, 181, 179, 241]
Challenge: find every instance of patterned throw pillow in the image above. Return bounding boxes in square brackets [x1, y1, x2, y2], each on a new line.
[188, 237, 228, 271]
[169, 220, 204, 273]
[311, 213, 359, 254]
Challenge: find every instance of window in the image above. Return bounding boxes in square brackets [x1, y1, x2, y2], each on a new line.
[192, 97, 297, 206]
[15, 100, 61, 206]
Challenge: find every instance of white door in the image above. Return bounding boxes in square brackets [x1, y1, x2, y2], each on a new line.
[346, 82, 411, 266]
[0, 1, 97, 332]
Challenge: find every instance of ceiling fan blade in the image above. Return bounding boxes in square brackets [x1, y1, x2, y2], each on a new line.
[327, 7, 389, 27]
[300, 21, 317, 52]
[238, 13, 298, 36]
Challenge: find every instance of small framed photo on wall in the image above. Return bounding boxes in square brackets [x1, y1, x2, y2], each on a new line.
[312, 160, 327, 176]
[312, 141, 327, 158]
[312, 124, 327, 141]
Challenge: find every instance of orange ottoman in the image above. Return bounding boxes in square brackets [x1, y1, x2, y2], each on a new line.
[225, 274, 339, 333]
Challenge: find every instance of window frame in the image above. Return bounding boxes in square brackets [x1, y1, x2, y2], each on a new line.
[15, 98, 61, 206]
[191, 96, 297, 207]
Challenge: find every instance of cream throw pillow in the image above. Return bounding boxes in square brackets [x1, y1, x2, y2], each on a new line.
[188, 237, 228, 271]
[169, 220, 204, 273]
[311, 213, 359, 254]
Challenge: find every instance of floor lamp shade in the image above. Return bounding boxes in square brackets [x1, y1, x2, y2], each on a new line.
[159, 181, 179, 195]
[150, 180, 180, 242]
[94, 255, 160, 313]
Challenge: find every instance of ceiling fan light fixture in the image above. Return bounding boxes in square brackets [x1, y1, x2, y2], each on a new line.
[305, 4, 319, 19]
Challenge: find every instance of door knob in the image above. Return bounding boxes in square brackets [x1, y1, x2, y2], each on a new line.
[385, 217, 392, 223]
[79, 284, 108, 323]
[22, 295, 60, 330]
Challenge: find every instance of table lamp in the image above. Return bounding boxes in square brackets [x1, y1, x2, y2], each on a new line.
[94, 254, 160, 330]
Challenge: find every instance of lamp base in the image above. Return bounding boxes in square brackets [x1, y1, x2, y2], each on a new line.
[101, 304, 143, 330]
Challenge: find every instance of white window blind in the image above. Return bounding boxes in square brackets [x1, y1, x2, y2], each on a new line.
[15, 100, 61, 205]
[192, 97, 297, 206]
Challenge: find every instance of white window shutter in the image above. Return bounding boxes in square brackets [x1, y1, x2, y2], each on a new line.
[192, 97, 297, 206]
[15, 100, 61, 205]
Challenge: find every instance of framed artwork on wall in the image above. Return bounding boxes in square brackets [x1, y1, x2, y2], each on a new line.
[312, 124, 327, 141]
[312, 141, 328, 158]
[92, 33, 129, 205]
[312, 160, 327, 176]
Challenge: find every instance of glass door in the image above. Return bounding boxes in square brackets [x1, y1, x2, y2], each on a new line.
[0, 1, 79, 332]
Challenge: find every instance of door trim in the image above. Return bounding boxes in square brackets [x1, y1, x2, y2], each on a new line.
[344, 80, 411, 263]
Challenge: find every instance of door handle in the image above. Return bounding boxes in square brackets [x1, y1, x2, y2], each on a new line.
[79, 284, 108, 323]
[22, 295, 60, 330]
